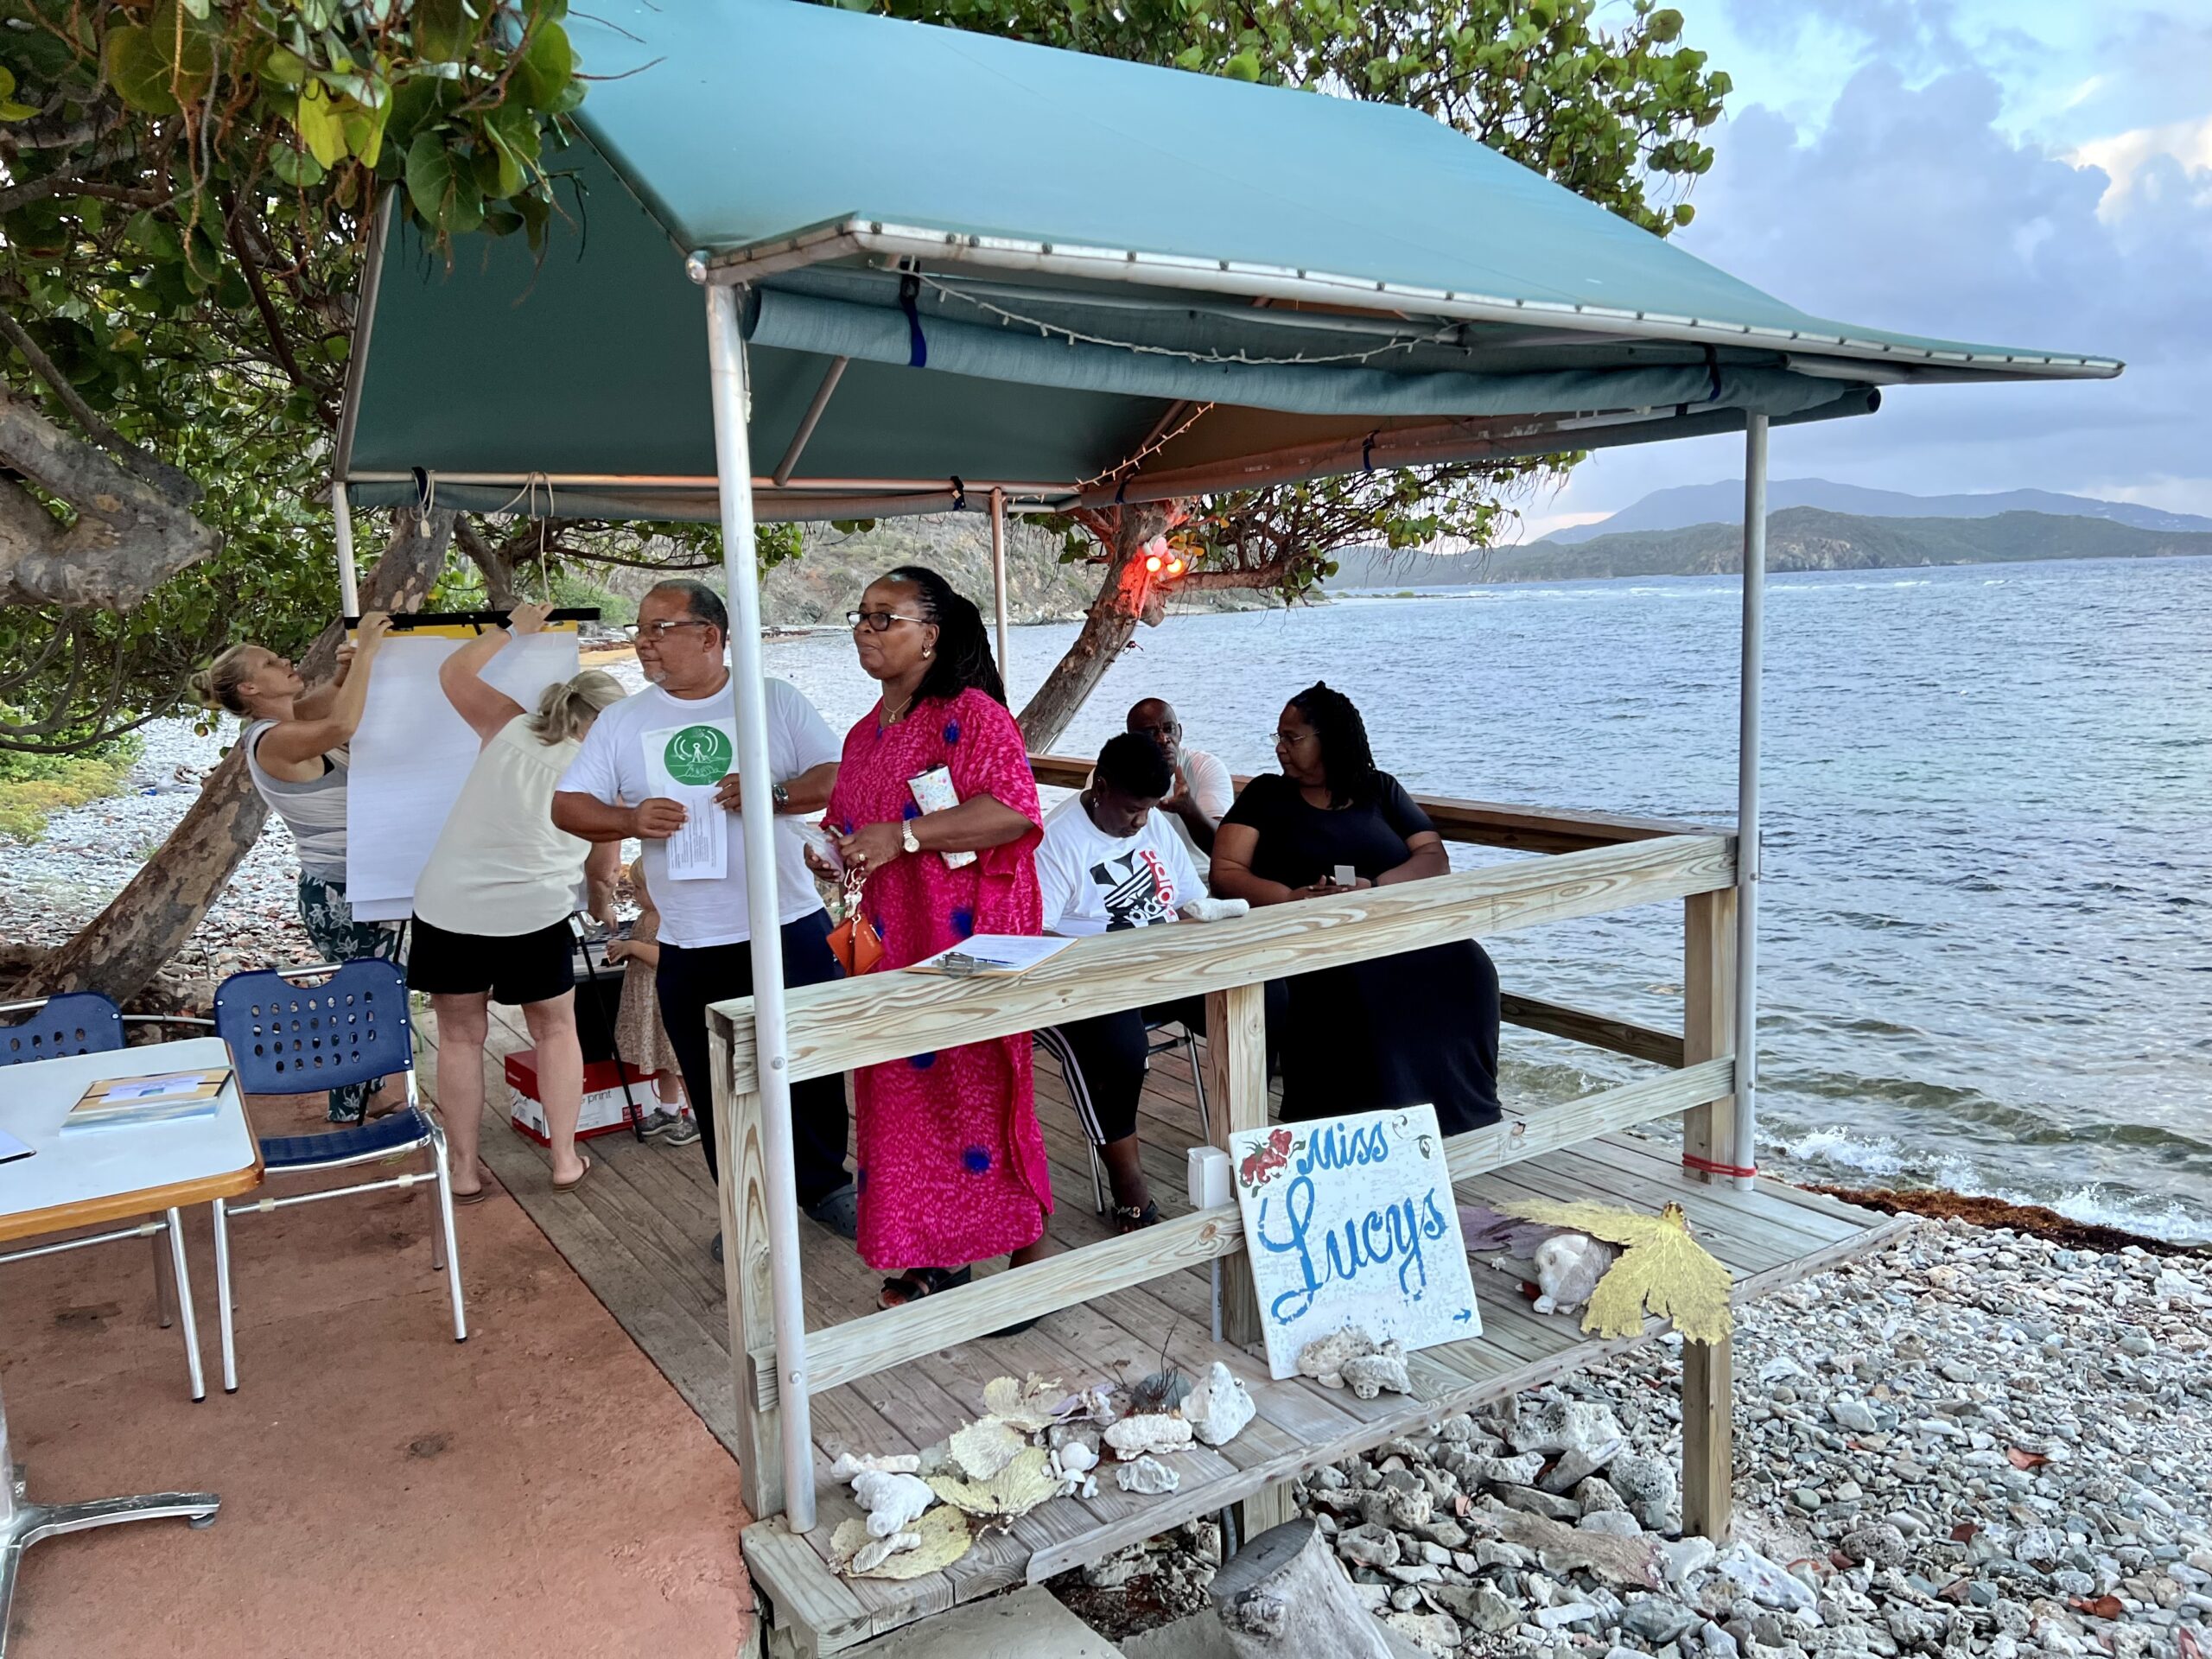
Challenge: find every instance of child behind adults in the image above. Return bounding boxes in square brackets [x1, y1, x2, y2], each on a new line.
[1033, 733, 1278, 1230]
[604, 859, 699, 1146]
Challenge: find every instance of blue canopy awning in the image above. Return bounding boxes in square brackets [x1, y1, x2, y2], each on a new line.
[338, 0, 2119, 521]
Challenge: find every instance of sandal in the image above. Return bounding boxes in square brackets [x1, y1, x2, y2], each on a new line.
[550, 1157, 593, 1194]
[1110, 1199, 1160, 1235]
[879, 1265, 972, 1310]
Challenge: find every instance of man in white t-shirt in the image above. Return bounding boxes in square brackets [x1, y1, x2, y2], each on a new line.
[1127, 697, 1231, 874]
[552, 579, 853, 1255]
[1034, 732, 1214, 1231]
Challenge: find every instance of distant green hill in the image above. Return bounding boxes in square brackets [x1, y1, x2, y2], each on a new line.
[1327, 508, 2212, 588]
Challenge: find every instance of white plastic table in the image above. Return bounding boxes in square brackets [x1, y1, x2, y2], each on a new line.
[0, 1037, 263, 1653]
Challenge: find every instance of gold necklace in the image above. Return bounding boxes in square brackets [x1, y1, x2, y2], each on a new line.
[880, 691, 916, 726]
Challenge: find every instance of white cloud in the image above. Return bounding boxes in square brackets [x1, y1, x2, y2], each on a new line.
[1557, 53, 2212, 520]
[2069, 114, 2212, 215]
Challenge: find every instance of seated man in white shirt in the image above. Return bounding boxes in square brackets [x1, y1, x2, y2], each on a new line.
[1033, 732, 1217, 1232]
[1126, 697, 1231, 875]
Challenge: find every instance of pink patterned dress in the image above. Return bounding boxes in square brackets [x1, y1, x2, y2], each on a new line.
[825, 686, 1052, 1270]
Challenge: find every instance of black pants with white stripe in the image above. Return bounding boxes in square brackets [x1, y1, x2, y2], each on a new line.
[1038, 986, 1283, 1145]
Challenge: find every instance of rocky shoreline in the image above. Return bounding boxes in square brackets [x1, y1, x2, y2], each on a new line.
[1058, 1218, 2212, 1658]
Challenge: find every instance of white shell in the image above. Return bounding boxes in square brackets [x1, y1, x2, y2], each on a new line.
[1117, 1455, 1181, 1496]
[1532, 1233, 1616, 1316]
[854, 1471, 934, 1538]
[852, 1531, 920, 1574]
[1103, 1412, 1194, 1460]
[1054, 1440, 1098, 1476]
[1182, 1361, 1255, 1447]
[830, 1452, 921, 1482]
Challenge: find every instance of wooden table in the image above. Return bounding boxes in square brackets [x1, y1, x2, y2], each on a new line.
[0, 1037, 264, 1656]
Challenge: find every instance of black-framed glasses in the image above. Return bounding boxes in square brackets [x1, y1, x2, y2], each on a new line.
[634, 619, 713, 644]
[848, 610, 928, 633]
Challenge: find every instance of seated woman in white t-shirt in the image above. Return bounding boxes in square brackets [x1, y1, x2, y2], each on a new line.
[1033, 733, 1229, 1232]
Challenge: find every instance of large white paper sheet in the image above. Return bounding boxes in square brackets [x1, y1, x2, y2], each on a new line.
[640, 717, 737, 880]
[344, 632, 580, 921]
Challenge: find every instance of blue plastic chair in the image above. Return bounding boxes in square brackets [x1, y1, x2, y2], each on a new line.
[211, 961, 465, 1393]
[0, 992, 212, 1399]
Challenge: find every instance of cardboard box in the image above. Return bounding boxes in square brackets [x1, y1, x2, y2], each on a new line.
[505, 1047, 685, 1144]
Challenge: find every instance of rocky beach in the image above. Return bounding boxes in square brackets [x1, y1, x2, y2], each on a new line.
[1067, 1218, 2212, 1658]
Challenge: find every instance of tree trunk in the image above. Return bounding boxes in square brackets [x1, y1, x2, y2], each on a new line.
[1014, 501, 1172, 751]
[1209, 1519, 1397, 1658]
[8, 508, 455, 1002]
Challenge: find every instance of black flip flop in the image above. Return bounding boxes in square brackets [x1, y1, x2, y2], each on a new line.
[878, 1264, 973, 1309]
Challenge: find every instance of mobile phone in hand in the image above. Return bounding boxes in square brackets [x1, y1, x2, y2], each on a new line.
[1333, 864, 1357, 888]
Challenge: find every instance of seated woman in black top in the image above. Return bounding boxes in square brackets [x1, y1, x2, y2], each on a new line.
[1210, 682, 1502, 1135]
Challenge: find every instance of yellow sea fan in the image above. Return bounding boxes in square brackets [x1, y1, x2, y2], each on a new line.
[981, 1373, 1063, 1433]
[831, 1506, 974, 1580]
[1496, 1198, 1734, 1344]
[928, 1447, 1060, 1521]
[946, 1418, 1026, 1481]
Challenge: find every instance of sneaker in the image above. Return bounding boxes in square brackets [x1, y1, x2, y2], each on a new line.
[638, 1109, 677, 1141]
[661, 1113, 702, 1147]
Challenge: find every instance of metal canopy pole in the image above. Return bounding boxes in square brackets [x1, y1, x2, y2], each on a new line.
[704, 282, 817, 1530]
[1733, 412, 1769, 1193]
[333, 481, 361, 615]
[989, 486, 1012, 693]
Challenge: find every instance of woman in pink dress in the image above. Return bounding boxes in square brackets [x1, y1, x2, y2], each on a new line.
[820, 566, 1052, 1307]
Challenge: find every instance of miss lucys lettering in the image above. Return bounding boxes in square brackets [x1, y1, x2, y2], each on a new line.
[1230, 1105, 1480, 1379]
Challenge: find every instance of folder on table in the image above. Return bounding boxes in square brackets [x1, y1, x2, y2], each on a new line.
[63, 1068, 232, 1133]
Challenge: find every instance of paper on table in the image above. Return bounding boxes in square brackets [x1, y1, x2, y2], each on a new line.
[642, 718, 737, 880]
[0, 1126, 31, 1165]
[345, 631, 582, 921]
[907, 934, 1075, 977]
[104, 1073, 210, 1102]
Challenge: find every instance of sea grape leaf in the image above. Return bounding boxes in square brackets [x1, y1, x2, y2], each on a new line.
[1496, 1198, 1733, 1344]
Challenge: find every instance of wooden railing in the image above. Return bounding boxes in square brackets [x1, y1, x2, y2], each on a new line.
[1027, 753, 1713, 855]
[709, 811, 1745, 1522]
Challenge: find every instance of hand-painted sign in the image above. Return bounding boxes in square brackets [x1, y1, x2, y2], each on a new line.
[1229, 1105, 1480, 1380]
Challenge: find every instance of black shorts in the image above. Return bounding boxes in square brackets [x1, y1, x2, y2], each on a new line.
[406, 915, 575, 1007]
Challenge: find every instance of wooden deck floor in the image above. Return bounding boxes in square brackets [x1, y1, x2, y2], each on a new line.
[415, 1002, 1904, 1658]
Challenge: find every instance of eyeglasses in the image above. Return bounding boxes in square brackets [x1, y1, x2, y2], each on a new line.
[634, 619, 712, 644]
[1130, 722, 1180, 740]
[847, 610, 928, 633]
[1274, 729, 1317, 747]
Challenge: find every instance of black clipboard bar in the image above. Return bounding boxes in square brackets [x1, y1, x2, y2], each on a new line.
[339, 608, 603, 630]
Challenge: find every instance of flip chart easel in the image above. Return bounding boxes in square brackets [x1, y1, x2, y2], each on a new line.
[342, 610, 596, 924]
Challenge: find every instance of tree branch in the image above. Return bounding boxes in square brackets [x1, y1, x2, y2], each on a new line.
[0, 387, 219, 608]
[0, 308, 196, 497]
[219, 188, 317, 406]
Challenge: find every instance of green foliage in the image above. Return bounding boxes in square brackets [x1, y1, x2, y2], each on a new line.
[1, 0, 594, 751]
[0, 733, 142, 839]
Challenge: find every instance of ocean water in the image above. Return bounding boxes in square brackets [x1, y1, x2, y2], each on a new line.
[761, 554, 2212, 1243]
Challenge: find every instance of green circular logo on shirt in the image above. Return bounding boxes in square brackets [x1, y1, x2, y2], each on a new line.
[663, 724, 732, 785]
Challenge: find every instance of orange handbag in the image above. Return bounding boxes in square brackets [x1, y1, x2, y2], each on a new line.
[826, 870, 885, 976]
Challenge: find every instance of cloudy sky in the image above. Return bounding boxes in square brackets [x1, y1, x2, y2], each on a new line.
[1522, 0, 2212, 537]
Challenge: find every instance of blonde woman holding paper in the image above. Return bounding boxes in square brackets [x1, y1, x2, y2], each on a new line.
[407, 601, 624, 1197]
[192, 611, 397, 1122]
